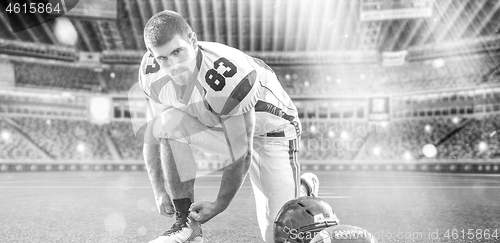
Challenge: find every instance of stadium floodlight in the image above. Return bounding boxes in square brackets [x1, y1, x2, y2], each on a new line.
[88, 96, 112, 125]
[327, 130, 335, 138]
[478, 141, 488, 152]
[77, 143, 85, 153]
[309, 125, 317, 134]
[340, 131, 349, 140]
[404, 151, 412, 161]
[1, 130, 10, 141]
[432, 58, 446, 69]
[53, 17, 78, 46]
[422, 144, 437, 158]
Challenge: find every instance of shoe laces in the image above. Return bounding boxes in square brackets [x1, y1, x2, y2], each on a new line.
[160, 212, 189, 236]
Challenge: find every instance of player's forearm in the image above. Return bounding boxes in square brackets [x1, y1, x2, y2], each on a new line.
[143, 143, 167, 195]
[214, 151, 252, 212]
[214, 109, 255, 213]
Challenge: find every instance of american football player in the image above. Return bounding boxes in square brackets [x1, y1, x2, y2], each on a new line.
[137, 10, 304, 243]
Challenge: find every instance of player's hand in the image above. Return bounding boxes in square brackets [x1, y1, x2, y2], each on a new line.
[156, 193, 175, 217]
[189, 201, 222, 224]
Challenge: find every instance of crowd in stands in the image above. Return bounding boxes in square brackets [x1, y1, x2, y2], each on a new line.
[272, 54, 500, 96]
[358, 118, 459, 160]
[2, 115, 500, 161]
[380, 54, 500, 92]
[10, 117, 112, 160]
[12, 61, 102, 91]
[299, 120, 370, 160]
[0, 119, 46, 160]
[8, 52, 499, 96]
[438, 115, 500, 159]
[106, 121, 143, 160]
[352, 115, 500, 160]
[102, 65, 139, 93]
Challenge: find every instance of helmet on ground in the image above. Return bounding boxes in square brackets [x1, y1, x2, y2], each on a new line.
[274, 196, 340, 243]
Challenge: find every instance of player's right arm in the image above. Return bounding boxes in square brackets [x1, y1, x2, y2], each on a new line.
[138, 53, 175, 217]
[142, 100, 175, 217]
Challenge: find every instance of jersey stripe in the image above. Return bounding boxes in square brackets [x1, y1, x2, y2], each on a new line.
[181, 47, 204, 104]
[219, 69, 257, 116]
[254, 100, 296, 122]
[288, 138, 300, 198]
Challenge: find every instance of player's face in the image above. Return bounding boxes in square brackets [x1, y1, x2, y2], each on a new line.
[149, 34, 197, 85]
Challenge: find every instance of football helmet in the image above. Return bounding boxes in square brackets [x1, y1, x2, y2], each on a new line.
[310, 225, 378, 243]
[274, 196, 340, 243]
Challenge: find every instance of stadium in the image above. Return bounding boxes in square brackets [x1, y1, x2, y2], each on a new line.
[1, 0, 500, 242]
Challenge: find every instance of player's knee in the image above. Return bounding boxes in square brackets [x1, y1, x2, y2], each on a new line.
[151, 108, 193, 142]
[152, 122, 191, 143]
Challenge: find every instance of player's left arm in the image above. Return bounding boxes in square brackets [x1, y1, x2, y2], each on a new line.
[189, 108, 255, 223]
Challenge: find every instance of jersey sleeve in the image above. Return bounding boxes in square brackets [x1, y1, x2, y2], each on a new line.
[202, 52, 262, 118]
[134, 53, 175, 144]
[138, 52, 173, 108]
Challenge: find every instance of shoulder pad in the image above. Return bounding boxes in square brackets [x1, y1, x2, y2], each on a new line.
[198, 43, 261, 117]
[138, 52, 172, 102]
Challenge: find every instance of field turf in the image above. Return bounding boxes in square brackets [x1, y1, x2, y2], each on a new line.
[1, 170, 500, 242]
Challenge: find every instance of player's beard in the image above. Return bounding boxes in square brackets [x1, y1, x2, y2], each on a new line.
[170, 67, 191, 85]
[167, 57, 197, 86]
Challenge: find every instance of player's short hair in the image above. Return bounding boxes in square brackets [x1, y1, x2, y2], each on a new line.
[143, 10, 193, 48]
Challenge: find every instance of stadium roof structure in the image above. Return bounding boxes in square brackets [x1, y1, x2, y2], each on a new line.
[0, 0, 499, 55]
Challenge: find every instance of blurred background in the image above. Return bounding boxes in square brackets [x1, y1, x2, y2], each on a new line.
[0, 0, 500, 173]
[2, 1, 500, 242]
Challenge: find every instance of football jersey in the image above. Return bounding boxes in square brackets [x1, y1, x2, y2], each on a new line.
[138, 41, 300, 138]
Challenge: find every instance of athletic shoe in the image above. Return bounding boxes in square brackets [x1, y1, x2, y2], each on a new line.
[149, 212, 203, 243]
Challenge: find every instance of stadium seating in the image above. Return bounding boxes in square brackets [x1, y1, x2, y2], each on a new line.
[102, 65, 139, 92]
[298, 115, 500, 161]
[437, 115, 500, 159]
[106, 121, 143, 160]
[2, 114, 500, 163]
[8, 52, 499, 96]
[11, 117, 112, 160]
[12, 61, 102, 91]
[357, 118, 458, 160]
[0, 119, 46, 160]
[271, 53, 500, 95]
[299, 120, 370, 160]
